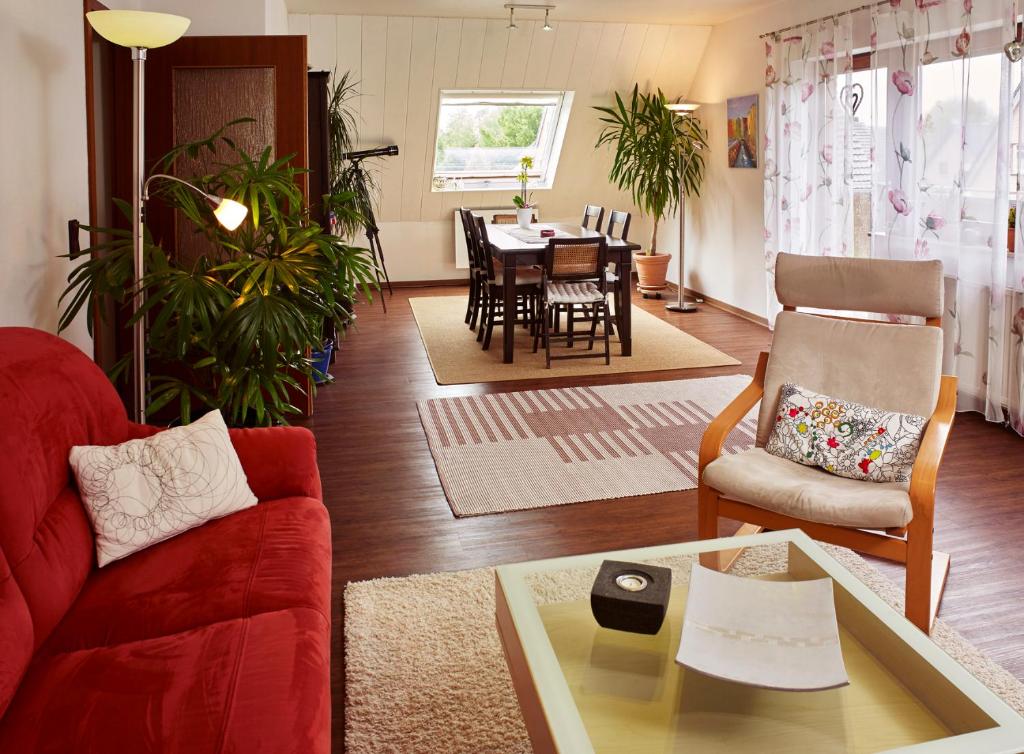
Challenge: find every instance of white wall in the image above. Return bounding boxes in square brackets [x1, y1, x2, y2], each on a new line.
[288, 13, 712, 281]
[684, 0, 868, 319]
[127, 0, 286, 35]
[0, 0, 91, 352]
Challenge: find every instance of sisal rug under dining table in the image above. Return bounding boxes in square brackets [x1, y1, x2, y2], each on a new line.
[418, 374, 756, 517]
[408, 296, 740, 385]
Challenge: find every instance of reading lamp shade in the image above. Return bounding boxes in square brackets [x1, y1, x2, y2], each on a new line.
[213, 198, 248, 231]
[86, 10, 190, 48]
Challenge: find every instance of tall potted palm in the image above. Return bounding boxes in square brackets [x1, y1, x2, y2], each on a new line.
[595, 85, 708, 290]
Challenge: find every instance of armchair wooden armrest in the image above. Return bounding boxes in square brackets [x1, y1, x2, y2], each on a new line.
[908, 375, 958, 521]
[698, 352, 769, 475]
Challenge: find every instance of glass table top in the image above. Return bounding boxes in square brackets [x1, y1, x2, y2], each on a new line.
[495, 529, 1024, 753]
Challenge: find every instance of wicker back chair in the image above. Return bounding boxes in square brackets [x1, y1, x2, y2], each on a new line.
[544, 238, 607, 281]
[533, 237, 611, 367]
[492, 212, 536, 224]
[581, 204, 605, 232]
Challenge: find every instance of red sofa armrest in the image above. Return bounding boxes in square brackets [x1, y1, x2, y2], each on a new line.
[122, 422, 322, 503]
[228, 426, 323, 502]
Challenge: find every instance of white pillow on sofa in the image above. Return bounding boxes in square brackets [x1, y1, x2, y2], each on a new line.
[70, 410, 257, 566]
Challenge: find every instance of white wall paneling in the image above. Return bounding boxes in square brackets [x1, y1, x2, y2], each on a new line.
[289, 12, 713, 281]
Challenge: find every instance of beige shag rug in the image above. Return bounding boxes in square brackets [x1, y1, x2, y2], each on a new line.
[345, 544, 1024, 753]
[408, 296, 739, 385]
[418, 375, 757, 516]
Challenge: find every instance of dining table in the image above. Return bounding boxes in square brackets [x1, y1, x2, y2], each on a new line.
[483, 222, 642, 364]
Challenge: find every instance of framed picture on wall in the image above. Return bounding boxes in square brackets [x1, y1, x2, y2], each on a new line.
[727, 94, 758, 168]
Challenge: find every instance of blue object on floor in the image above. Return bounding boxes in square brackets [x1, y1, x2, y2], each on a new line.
[312, 341, 334, 384]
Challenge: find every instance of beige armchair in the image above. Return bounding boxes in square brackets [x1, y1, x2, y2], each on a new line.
[698, 253, 957, 633]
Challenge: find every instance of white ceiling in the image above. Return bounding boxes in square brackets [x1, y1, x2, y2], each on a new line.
[284, 0, 775, 27]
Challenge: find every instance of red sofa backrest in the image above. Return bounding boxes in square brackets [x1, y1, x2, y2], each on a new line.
[0, 328, 132, 717]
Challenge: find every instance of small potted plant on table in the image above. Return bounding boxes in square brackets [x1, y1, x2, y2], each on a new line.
[513, 156, 535, 229]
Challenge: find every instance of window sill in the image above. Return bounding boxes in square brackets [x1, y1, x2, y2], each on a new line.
[431, 180, 553, 193]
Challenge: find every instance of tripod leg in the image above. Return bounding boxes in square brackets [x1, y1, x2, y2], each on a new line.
[370, 228, 393, 296]
[365, 231, 387, 313]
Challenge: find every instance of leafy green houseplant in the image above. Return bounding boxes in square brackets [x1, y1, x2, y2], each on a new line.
[59, 121, 377, 427]
[325, 71, 370, 239]
[594, 85, 708, 269]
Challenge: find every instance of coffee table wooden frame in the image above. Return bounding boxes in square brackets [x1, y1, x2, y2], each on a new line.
[494, 529, 1024, 754]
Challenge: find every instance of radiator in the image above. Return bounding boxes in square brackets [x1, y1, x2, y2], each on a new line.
[453, 206, 540, 269]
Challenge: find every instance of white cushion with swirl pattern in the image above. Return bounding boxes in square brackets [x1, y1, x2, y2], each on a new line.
[69, 410, 257, 566]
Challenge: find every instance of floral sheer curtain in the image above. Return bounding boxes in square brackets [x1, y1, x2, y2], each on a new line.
[763, 17, 858, 324]
[871, 0, 1016, 431]
[764, 0, 1024, 436]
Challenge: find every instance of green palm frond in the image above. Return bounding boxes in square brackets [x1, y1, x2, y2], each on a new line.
[57, 110, 379, 427]
[594, 85, 708, 253]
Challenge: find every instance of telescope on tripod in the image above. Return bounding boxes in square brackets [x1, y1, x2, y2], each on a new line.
[343, 145, 399, 161]
[335, 144, 399, 308]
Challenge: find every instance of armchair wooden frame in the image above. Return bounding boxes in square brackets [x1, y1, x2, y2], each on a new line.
[698, 331, 958, 634]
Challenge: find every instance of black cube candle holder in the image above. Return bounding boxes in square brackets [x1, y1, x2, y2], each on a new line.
[590, 559, 672, 635]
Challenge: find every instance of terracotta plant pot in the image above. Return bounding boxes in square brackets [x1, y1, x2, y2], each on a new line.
[633, 251, 672, 289]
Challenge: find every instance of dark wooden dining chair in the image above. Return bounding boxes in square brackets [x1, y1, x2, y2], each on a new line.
[606, 209, 631, 241]
[604, 210, 632, 335]
[472, 216, 541, 351]
[458, 208, 485, 331]
[533, 237, 612, 368]
[581, 204, 605, 232]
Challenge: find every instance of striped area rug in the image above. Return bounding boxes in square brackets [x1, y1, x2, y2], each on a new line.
[417, 375, 758, 516]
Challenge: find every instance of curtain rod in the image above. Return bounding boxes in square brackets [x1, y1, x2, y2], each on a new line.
[759, 1, 888, 40]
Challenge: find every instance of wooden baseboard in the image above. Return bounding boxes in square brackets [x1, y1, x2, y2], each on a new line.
[389, 278, 470, 288]
[665, 283, 769, 328]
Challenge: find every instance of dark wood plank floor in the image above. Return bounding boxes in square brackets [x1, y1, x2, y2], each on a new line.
[301, 286, 1024, 751]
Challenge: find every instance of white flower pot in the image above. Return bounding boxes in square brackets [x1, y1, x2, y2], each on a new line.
[516, 208, 533, 229]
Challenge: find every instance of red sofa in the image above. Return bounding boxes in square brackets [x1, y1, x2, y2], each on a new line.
[0, 328, 331, 752]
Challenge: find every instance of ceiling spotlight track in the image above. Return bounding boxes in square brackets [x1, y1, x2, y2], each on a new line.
[503, 3, 555, 31]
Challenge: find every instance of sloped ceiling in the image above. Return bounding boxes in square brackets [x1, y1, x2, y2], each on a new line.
[285, 0, 775, 26]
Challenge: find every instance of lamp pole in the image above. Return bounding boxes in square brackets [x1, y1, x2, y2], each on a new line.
[86, 10, 191, 422]
[665, 103, 703, 314]
[131, 46, 148, 422]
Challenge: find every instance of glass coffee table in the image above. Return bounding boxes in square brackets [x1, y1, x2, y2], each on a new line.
[494, 529, 1024, 753]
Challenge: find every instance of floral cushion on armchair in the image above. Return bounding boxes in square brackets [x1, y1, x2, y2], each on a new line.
[765, 383, 927, 483]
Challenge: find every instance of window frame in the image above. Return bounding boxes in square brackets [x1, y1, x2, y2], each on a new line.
[430, 89, 574, 193]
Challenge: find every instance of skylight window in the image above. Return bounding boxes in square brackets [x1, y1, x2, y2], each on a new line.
[431, 90, 573, 192]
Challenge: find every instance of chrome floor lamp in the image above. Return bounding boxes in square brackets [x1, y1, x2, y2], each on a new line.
[86, 11, 247, 422]
[665, 103, 704, 314]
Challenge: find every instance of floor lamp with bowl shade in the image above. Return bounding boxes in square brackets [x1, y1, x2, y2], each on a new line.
[665, 102, 703, 313]
[86, 11, 247, 422]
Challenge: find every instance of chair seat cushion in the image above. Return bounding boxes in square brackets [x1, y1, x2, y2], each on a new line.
[0, 607, 330, 754]
[547, 281, 605, 304]
[40, 496, 331, 655]
[703, 448, 913, 529]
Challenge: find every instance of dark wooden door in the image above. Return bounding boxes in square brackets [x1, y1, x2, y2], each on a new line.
[307, 70, 331, 229]
[113, 35, 309, 264]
